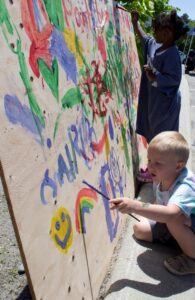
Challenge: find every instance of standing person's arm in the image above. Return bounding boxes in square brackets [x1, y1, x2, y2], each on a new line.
[131, 11, 147, 40]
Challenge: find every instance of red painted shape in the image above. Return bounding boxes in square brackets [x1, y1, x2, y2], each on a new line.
[21, 0, 53, 77]
[97, 35, 107, 63]
[62, 0, 72, 27]
[80, 61, 112, 120]
[91, 123, 108, 154]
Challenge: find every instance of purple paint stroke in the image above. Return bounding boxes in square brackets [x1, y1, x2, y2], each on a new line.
[4, 94, 43, 142]
[40, 169, 57, 205]
[47, 138, 52, 149]
[100, 164, 119, 242]
[88, 0, 96, 32]
[80, 206, 90, 233]
[32, 0, 44, 32]
[50, 28, 77, 84]
[108, 116, 114, 140]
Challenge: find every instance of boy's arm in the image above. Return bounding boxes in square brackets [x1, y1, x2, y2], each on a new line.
[110, 198, 182, 223]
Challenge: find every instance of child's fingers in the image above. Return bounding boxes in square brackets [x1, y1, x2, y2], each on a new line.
[109, 198, 123, 204]
[109, 198, 123, 210]
[131, 10, 139, 18]
[143, 65, 151, 72]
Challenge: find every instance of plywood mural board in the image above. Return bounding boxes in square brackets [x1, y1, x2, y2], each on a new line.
[0, 1, 144, 299]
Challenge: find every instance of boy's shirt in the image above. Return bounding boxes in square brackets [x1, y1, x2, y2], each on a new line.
[154, 167, 195, 216]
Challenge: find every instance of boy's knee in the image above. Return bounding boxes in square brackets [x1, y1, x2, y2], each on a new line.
[133, 224, 147, 240]
[133, 223, 152, 241]
[133, 223, 140, 237]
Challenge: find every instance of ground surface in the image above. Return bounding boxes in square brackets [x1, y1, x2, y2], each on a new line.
[0, 180, 31, 300]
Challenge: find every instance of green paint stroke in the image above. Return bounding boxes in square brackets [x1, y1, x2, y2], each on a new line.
[43, 0, 64, 32]
[54, 85, 86, 139]
[53, 112, 62, 140]
[0, 0, 13, 34]
[105, 22, 125, 104]
[17, 39, 45, 127]
[121, 125, 130, 170]
[54, 87, 82, 139]
[81, 200, 93, 211]
[74, 31, 88, 70]
[61, 87, 81, 109]
[38, 57, 59, 101]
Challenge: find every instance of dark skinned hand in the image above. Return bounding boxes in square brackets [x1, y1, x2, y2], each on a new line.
[143, 64, 156, 81]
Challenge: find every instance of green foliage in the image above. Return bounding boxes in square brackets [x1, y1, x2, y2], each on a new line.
[120, 0, 172, 24]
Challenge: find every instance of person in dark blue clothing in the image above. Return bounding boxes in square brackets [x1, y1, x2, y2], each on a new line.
[131, 10, 189, 182]
[132, 10, 189, 143]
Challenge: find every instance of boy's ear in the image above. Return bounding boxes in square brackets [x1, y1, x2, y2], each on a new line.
[176, 161, 185, 171]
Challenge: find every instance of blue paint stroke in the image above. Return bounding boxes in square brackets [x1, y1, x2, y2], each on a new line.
[57, 148, 76, 185]
[88, 0, 96, 32]
[69, 116, 95, 170]
[40, 169, 57, 205]
[68, 128, 78, 174]
[50, 28, 77, 84]
[4, 94, 43, 143]
[108, 115, 114, 140]
[109, 147, 124, 195]
[100, 164, 119, 242]
[47, 138, 52, 149]
[80, 206, 90, 234]
[55, 213, 72, 249]
[32, 0, 44, 32]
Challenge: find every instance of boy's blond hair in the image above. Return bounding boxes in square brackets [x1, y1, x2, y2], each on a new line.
[149, 131, 189, 164]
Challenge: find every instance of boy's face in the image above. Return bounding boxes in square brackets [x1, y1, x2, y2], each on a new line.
[147, 147, 183, 188]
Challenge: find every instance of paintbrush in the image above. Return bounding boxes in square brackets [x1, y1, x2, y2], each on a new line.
[116, 4, 129, 13]
[82, 180, 140, 222]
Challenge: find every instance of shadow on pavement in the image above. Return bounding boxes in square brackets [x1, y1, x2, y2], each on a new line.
[106, 243, 195, 298]
[16, 285, 32, 300]
[188, 72, 195, 77]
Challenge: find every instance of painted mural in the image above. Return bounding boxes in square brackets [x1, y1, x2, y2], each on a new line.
[0, 1, 145, 299]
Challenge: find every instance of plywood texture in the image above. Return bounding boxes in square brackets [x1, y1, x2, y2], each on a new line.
[0, 1, 145, 299]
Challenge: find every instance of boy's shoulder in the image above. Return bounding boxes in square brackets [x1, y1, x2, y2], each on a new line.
[175, 167, 195, 191]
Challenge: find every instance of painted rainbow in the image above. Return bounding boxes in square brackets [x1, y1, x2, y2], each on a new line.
[75, 188, 98, 233]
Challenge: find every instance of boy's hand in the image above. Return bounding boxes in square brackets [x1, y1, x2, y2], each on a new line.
[109, 198, 135, 214]
[144, 64, 156, 81]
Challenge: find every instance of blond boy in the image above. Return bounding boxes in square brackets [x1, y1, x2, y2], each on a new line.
[110, 131, 195, 275]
